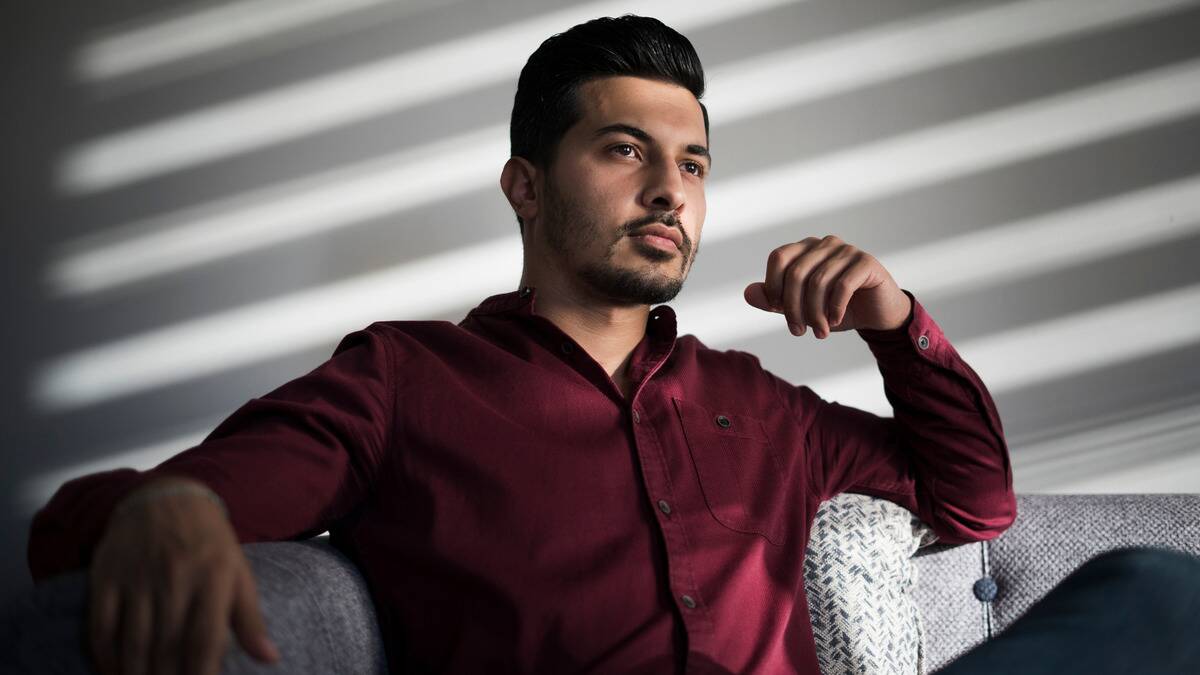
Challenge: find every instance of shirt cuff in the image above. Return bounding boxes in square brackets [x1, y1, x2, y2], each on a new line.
[854, 288, 950, 370]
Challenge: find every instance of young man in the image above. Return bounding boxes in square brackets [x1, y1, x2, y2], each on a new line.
[29, 15, 1018, 675]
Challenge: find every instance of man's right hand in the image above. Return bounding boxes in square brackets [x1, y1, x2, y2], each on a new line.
[88, 477, 281, 675]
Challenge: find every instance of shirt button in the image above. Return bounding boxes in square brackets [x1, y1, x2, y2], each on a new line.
[715, 415, 731, 428]
[519, 286, 531, 298]
[658, 499, 671, 515]
[917, 334, 930, 350]
[681, 594, 697, 609]
[560, 341, 574, 355]
[632, 409, 641, 424]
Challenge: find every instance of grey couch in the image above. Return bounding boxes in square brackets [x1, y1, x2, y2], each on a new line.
[6, 493, 1199, 673]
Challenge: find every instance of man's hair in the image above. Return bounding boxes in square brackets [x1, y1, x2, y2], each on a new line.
[509, 14, 708, 235]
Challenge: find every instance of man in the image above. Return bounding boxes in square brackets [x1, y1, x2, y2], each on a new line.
[25, 13, 1070, 675]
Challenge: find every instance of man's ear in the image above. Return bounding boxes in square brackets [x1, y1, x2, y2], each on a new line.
[500, 156, 540, 224]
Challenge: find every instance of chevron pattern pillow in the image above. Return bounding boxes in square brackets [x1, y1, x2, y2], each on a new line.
[805, 492, 939, 675]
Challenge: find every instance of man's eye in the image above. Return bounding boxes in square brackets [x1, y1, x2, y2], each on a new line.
[612, 144, 637, 157]
[683, 161, 705, 177]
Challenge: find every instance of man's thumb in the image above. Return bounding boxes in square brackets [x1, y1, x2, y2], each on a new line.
[743, 282, 775, 312]
[231, 567, 280, 663]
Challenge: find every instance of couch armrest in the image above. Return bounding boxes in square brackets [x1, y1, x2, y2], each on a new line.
[2, 537, 386, 674]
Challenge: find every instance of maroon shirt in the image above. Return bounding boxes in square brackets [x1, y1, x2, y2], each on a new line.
[29, 286, 1015, 674]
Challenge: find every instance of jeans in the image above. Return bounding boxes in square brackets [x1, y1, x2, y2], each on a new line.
[937, 546, 1200, 675]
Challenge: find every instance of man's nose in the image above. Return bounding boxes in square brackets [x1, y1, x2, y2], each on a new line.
[641, 158, 686, 213]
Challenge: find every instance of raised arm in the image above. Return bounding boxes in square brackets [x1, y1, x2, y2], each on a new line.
[785, 290, 1016, 544]
[745, 235, 1015, 544]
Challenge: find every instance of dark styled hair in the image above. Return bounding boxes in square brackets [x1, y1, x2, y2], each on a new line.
[509, 14, 708, 234]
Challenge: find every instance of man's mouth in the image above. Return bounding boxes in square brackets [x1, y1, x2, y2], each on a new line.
[630, 233, 680, 252]
[628, 223, 683, 251]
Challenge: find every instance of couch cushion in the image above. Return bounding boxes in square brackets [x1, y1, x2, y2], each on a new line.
[911, 541, 987, 672]
[989, 493, 1200, 635]
[805, 492, 938, 675]
[236, 538, 388, 674]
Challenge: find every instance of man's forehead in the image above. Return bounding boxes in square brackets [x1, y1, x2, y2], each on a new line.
[575, 76, 706, 141]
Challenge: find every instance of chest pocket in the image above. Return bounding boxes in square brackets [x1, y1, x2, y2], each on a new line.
[673, 397, 787, 546]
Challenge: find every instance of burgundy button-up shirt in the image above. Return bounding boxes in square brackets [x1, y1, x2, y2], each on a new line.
[29, 286, 1015, 674]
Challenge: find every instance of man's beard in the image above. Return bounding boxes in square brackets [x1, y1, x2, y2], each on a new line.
[542, 177, 695, 306]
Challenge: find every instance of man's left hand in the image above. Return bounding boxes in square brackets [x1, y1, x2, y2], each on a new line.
[743, 235, 912, 339]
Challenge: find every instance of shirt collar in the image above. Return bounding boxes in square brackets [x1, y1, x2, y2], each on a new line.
[467, 286, 678, 344]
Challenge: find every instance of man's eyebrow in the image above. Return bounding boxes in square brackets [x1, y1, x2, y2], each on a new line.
[593, 123, 712, 167]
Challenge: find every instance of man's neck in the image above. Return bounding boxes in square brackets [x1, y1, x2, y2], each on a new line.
[519, 276, 649, 392]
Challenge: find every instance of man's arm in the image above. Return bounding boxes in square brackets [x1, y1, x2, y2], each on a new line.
[744, 235, 1014, 545]
[782, 290, 1015, 544]
[28, 323, 396, 675]
[28, 322, 396, 580]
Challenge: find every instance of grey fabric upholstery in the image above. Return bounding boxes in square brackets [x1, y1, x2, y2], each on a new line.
[5, 493, 1199, 674]
[1, 539, 387, 675]
[917, 493, 1200, 673]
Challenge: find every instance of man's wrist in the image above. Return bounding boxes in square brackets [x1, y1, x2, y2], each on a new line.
[859, 289, 915, 335]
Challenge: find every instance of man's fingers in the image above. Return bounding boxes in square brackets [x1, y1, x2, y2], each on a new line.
[183, 570, 234, 675]
[89, 581, 120, 675]
[762, 240, 813, 309]
[803, 252, 856, 338]
[151, 567, 191, 675]
[231, 564, 280, 663]
[783, 248, 841, 336]
[781, 256, 811, 335]
[119, 591, 153, 675]
[827, 256, 867, 328]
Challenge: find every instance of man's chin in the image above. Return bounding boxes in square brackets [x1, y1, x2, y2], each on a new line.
[578, 263, 684, 306]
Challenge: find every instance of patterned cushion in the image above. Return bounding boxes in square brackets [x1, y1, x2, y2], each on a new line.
[805, 492, 939, 675]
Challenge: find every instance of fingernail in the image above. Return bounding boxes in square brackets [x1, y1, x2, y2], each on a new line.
[788, 322, 800, 336]
[262, 637, 281, 660]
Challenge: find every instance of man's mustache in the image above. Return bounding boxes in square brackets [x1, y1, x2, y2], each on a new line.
[626, 212, 680, 230]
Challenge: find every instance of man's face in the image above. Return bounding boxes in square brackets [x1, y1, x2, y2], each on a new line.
[535, 75, 709, 306]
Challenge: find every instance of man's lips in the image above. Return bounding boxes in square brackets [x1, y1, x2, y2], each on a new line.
[629, 223, 683, 250]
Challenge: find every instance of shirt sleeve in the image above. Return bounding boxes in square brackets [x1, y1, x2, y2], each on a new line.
[781, 289, 1016, 545]
[27, 323, 396, 582]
